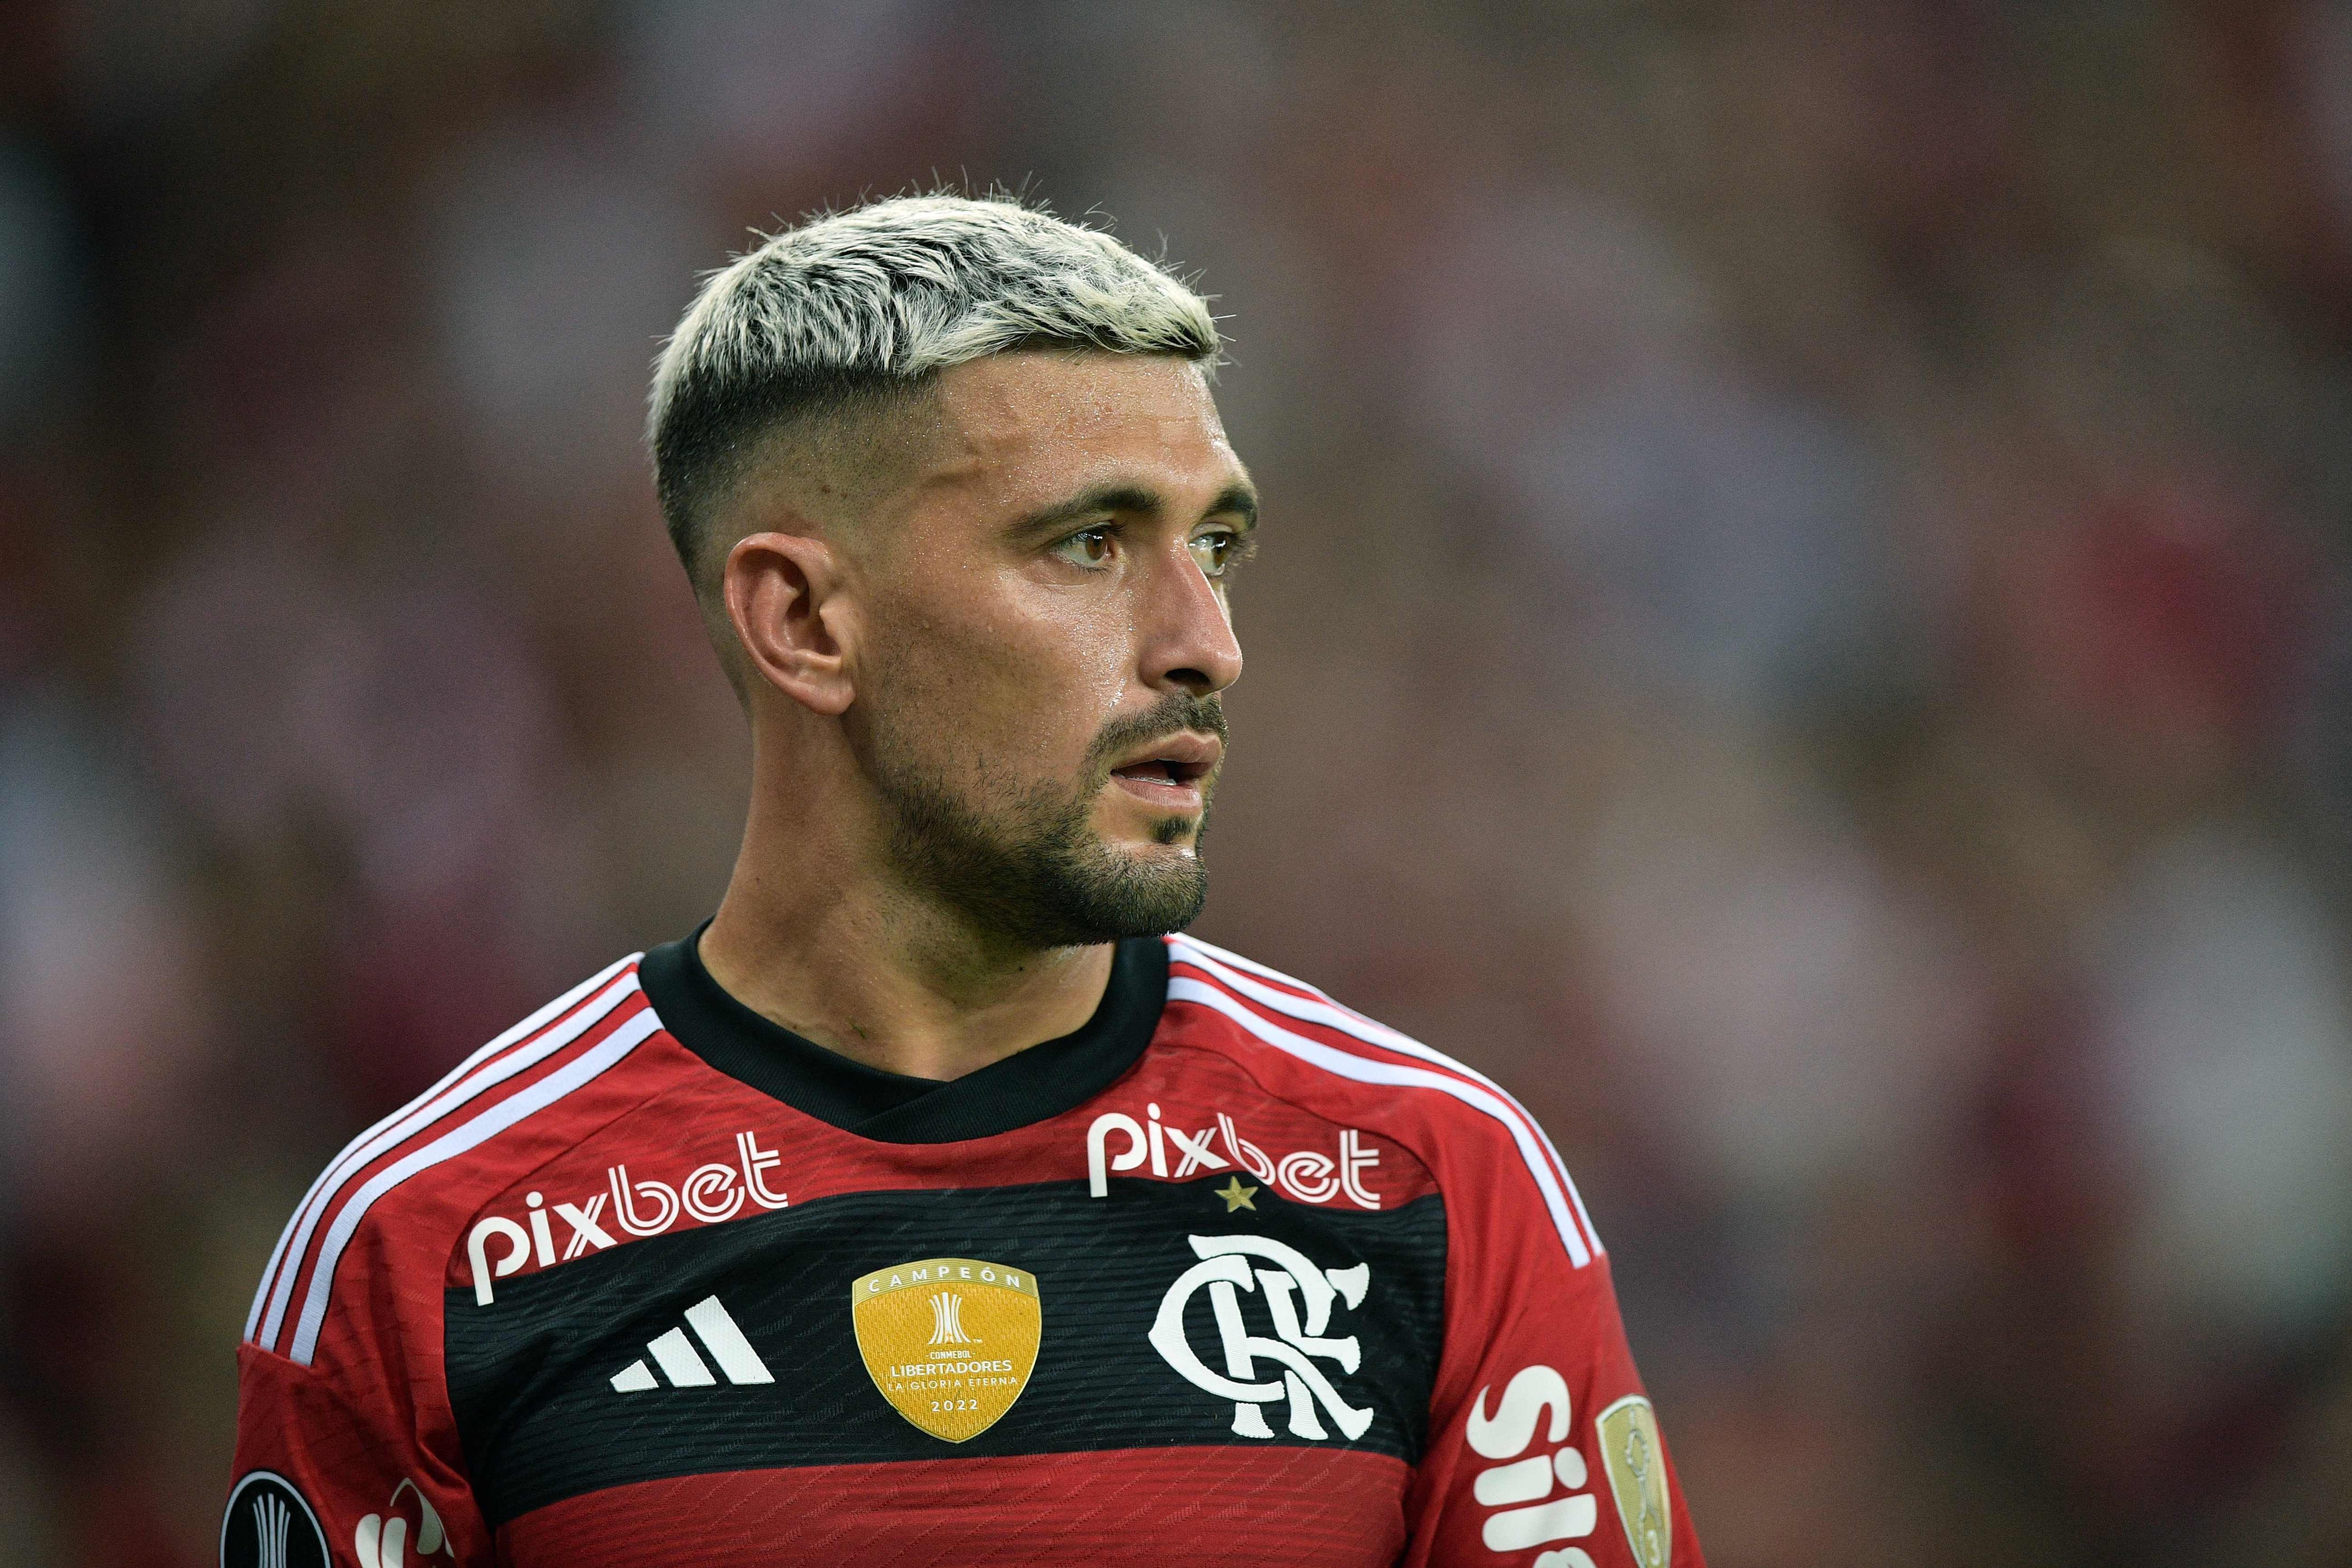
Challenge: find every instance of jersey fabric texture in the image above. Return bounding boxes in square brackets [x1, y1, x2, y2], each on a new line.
[228, 928, 1706, 1568]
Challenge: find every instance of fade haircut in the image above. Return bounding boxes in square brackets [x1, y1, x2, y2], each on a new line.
[649, 194, 1222, 598]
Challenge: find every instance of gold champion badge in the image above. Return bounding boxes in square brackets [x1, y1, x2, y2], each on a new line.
[1596, 1394, 1673, 1568]
[850, 1257, 1041, 1442]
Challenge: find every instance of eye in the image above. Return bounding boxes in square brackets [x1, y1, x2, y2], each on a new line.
[1051, 526, 1116, 570]
[1188, 528, 1243, 578]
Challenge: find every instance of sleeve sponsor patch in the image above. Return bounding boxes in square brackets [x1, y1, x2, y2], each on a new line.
[220, 1472, 329, 1568]
[1596, 1395, 1673, 1568]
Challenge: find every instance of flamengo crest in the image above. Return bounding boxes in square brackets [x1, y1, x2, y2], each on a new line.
[1149, 1233, 1375, 1441]
[850, 1257, 1041, 1442]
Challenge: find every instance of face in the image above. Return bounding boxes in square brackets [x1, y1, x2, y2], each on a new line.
[844, 351, 1253, 949]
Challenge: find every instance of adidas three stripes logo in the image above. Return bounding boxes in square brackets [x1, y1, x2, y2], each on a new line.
[609, 1296, 774, 1391]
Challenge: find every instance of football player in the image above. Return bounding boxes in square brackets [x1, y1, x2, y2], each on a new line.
[227, 195, 1703, 1568]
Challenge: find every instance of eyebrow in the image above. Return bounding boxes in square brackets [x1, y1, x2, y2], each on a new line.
[1009, 479, 1259, 541]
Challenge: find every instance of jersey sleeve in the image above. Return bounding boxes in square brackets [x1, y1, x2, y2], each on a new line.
[225, 1305, 488, 1566]
[1401, 1125, 1705, 1568]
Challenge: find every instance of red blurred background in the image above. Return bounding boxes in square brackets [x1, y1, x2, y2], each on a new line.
[4, 3, 2352, 1563]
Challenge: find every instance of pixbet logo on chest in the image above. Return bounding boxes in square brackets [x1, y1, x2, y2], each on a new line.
[1086, 1103, 1383, 1207]
[465, 1129, 788, 1304]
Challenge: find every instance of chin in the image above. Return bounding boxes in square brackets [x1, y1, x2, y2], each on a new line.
[1091, 804, 1203, 854]
[1132, 821, 1203, 853]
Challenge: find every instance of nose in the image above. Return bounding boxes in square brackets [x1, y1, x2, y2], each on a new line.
[1140, 538, 1244, 698]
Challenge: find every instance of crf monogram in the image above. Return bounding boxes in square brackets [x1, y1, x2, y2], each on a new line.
[928, 1291, 976, 1346]
[1149, 1233, 1375, 1441]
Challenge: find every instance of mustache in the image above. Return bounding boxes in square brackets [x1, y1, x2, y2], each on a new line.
[1087, 691, 1229, 771]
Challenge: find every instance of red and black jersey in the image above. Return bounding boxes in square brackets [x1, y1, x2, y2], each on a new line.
[226, 930, 1705, 1568]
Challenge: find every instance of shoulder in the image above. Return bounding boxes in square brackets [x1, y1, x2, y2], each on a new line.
[1163, 932, 1606, 1268]
[242, 952, 661, 1369]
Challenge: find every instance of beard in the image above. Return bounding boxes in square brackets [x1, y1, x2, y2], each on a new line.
[862, 690, 1226, 949]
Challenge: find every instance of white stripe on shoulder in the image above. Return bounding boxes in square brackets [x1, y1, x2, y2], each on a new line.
[1170, 935, 1602, 1254]
[288, 1003, 663, 1366]
[1166, 973, 1595, 1269]
[246, 955, 642, 1351]
[244, 953, 641, 1344]
[1168, 933, 1339, 999]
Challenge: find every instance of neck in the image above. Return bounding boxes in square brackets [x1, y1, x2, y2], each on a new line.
[696, 725, 1116, 1082]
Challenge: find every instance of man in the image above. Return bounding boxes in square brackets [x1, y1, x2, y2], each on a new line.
[226, 196, 1704, 1568]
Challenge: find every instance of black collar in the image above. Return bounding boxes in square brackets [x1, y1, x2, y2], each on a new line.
[636, 924, 1168, 1144]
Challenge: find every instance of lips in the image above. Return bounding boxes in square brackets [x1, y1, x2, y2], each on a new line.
[1109, 757, 1214, 786]
[1106, 732, 1221, 787]
[1106, 731, 1221, 808]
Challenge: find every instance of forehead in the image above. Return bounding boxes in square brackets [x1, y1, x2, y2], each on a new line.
[908, 351, 1241, 509]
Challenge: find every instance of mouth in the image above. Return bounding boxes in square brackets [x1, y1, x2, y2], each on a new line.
[1105, 731, 1221, 814]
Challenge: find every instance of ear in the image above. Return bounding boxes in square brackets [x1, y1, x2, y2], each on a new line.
[722, 531, 858, 716]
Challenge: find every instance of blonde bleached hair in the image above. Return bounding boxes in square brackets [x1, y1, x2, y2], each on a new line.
[649, 194, 1221, 591]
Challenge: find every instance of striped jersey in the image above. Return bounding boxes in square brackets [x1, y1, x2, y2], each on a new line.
[226, 929, 1705, 1568]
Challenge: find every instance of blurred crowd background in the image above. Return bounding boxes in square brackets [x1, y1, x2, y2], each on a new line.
[4, 1, 2352, 1563]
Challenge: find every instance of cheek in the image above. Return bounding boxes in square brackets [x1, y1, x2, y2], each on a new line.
[865, 588, 1125, 769]
[1024, 602, 1137, 751]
